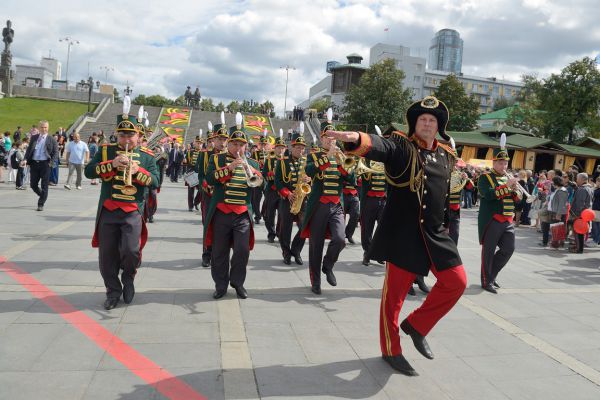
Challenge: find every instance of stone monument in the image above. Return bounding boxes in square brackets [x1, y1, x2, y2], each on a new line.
[0, 20, 14, 97]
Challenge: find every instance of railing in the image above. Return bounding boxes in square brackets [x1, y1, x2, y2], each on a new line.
[65, 95, 113, 137]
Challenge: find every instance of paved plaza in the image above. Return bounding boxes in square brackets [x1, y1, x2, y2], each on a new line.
[1, 176, 600, 400]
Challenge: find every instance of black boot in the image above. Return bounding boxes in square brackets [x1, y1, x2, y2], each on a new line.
[415, 276, 430, 293]
[382, 355, 419, 376]
[400, 319, 434, 359]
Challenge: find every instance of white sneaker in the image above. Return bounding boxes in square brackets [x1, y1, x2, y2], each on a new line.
[64, 184, 71, 190]
[76, 186, 82, 190]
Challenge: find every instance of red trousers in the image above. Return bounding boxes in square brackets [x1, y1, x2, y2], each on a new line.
[380, 263, 467, 356]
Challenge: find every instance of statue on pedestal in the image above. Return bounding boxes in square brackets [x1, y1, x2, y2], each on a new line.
[2, 20, 13, 53]
[1, 20, 14, 97]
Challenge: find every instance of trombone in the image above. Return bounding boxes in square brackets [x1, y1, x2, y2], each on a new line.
[237, 151, 263, 187]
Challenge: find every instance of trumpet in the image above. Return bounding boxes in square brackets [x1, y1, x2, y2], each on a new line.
[354, 158, 384, 176]
[506, 174, 534, 204]
[120, 144, 137, 195]
[238, 151, 263, 187]
[268, 150, 276, 158]
[329, 145, 356, 170]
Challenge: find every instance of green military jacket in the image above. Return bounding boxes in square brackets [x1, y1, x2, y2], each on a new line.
[274, 154, 305, 198]
[84, 143, 159, 216]
[262, 155, 280, 193]
[477, 171, 521, 243]
[301, 150, 354, 236]
[358, 159, 387, 209]
[203, 152, 262, 248]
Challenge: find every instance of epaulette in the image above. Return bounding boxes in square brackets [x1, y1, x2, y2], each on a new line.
[101, 143, 116, 147]
[438, 142, 458, 159]
[139, 146, 155, 156]
[393, 130, 408, 139]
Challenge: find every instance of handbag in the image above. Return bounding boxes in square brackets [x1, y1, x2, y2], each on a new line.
[550, 222, 566, 247]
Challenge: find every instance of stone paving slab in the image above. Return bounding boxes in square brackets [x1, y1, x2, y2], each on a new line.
[1, 178, 600, 399]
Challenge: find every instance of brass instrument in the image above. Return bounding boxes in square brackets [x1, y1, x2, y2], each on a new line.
[290, 156, 311, 215]
[268, 150, 276, 158]
[506, 174, 534, 204]
[450, 170, 467, 194]
[330, 146, 356, 170]
[354, 158, 384, 176]
[238, 151, 263, 187]
[145, 127, 168, 160]
[120, 144, 137, 195]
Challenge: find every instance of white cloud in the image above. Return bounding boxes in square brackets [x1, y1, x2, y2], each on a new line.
[3, 0, 599, 114]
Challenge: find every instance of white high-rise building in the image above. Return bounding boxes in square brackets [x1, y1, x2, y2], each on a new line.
[369, 43, 426, 99]
[40, 57, 62, 80]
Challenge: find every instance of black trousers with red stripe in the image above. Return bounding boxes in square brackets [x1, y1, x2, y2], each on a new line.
[361, 196, 386, 253]
[308, 202, 346, 286]
[480, 220, 515, 287]
[380, 263, 466, 356]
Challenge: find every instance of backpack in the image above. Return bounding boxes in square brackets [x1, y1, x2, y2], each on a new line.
[10, 151, 19, 169]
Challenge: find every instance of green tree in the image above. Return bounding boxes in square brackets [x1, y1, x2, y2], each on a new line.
[310, 97, 332, 112]
[145, 95, 175, 107]
[174, 95, 186, 107]
[343, 58, 412, 133]
[492, 96, 514, 111]
[537, 57, 600, 143]
[215, 102, 226, 112]
[200, 98, 215, 111]
[434, 74, 480, 131]
[227, 100, 240, 113]
[132, 94, 147, 105]
[261, 100, 274, 116]
[506, 74, 546, 135]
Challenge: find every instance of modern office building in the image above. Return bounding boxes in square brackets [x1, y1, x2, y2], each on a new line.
[370, 43, 426, 99]
[428, 29, 463, 74]
[423, 70, 523, 114]
[299, 38, 523, 114]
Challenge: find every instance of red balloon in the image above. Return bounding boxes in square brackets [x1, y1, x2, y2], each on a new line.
[573, 218, 589, 235]
[581, 208, 595, 222]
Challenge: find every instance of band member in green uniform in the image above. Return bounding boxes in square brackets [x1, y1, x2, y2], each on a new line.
[262, 129, 286, 242]
[477, 134, 521, 294]
[184, 133, 203, 211]
[359, 135, 387, 266]
[197, 116, 228, 268]
[275, 127, 309, 265]
[204, 113, 263, 299]
[84, 96, 160, 310]
[301, 109, 355, 295]
[250, 131, 270, 224]
[328, 97, 467, 376]
[342, 169, 360, 244]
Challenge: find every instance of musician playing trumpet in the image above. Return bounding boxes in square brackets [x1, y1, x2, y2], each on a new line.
[204, 113, 263, 300]
[84, 96, 159, 310]
[477, 133, 521, 294]
[274, 130, 309, 266]
[300, 109, 356, 295]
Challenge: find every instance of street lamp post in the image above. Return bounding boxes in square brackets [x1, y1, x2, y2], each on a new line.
[280, 65, 296, 118]
[59, 36, 79, 89]
[124, 81, 133, 97]
[79, 76, 95, 113]
[99, 65, 114, 83]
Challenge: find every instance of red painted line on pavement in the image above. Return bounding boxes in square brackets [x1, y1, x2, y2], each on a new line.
[0, 257, 207, 400]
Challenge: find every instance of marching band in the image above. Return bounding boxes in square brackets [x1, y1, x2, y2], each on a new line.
[90, 96, 529, 376]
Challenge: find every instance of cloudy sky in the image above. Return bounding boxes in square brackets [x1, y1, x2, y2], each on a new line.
[5, 0, 599, 113]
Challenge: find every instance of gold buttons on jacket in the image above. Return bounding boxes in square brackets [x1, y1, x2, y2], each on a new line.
[422, 205, 427, 209]
[420, 219, 424, 223]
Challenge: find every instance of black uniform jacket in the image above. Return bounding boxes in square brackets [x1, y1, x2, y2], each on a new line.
[345, 131, 462, 275]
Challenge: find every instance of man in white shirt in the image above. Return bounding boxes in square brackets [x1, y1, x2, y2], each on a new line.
[64, 132, 89, 190]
